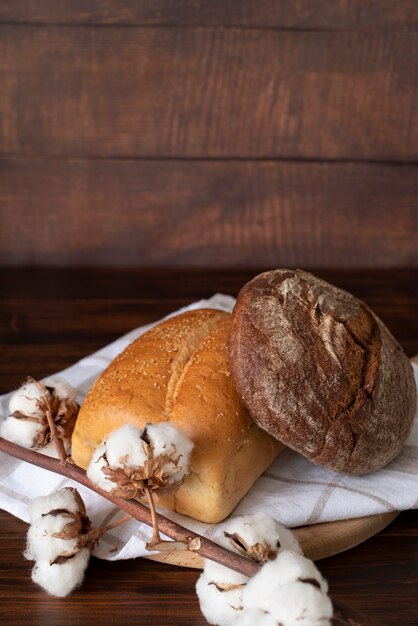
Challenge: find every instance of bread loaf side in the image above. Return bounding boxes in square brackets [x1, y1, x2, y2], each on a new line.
[72, 309, 282, 522]
[162, 316, 283, 521]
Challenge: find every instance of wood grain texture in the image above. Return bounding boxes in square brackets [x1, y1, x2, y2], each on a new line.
[0, 269, 417, 625]
[0, 0, 417, 28]
[1, 27, 417, 160]
[1, 158, 417, 268]
[320, 510, 418, 626]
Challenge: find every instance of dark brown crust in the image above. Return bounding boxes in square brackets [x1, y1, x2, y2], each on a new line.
[229, 269, 417, 474]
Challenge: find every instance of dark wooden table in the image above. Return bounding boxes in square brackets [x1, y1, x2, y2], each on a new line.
[0, 268, 417, 626]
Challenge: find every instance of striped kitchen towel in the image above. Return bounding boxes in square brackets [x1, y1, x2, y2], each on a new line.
[0, 294, 416, 560]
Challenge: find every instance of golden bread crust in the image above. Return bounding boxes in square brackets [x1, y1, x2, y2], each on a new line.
[72, 309, 282, 522]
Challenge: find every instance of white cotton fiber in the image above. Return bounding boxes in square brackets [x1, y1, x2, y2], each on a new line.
[86, 444, 119, 492]
[243, 550, 328, 614]
[273, 550, 328, 593]
[31, 548, 90, 597]
[40, 438, 72, 459]
[196, 572, 244, 626]
[42, 376, 77, 403]
[9, 381, 46, 418]
[26, 514, 79, 562]
[0, 417, 41, 448]
[268, 581, 333, 626]
[203, 558, 248, 588]
[28, 488, 82, 522]
[0, 419, 71, 456]
[145, 422, 194, 484]
[224, 512, 301, 556]
[204, 512, 300, 588]
[145, 422, 194, 461]
[105, 423, 148, 468]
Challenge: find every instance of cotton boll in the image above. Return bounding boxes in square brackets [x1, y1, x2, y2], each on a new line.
[204, 513, 300, 589]
[0, 416, 41, 447]
[9, 381, 46, 418]
[31, 548, 90, 597]
[26, 489, 92, 597]
[223, 512, 301, 559]
[196, 572, 244, 626]
[86, 444, 118, 492]
[26, 514, 80, 562]
[88, 422, 193, 496]
[145, 422, 193, 483]
[105, 423, 148, 468]
[43, 376, 77, 403]
[234, 609, 277, 626]
[243, 551, 328, 614]
[5, 378, 78, 453]
[28, 488, 84, 522]
[268, 581, 333, 626]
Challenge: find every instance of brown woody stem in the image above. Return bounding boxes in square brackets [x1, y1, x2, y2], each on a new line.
[144, 486, 161, 544]
[82, 514, 133, 549]
[0, 439, 383, 624]
[0, 437, 260, 578]
[44, 409, 68, 464]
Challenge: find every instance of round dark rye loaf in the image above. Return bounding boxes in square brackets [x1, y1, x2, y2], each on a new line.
[228, 269, 417, 474]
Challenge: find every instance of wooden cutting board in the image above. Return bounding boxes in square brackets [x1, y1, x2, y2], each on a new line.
[148, 356, 416, 569]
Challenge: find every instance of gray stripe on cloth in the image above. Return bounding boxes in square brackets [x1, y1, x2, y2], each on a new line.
[0, 455, 22, 481]
[99, 506, 124, 529]
[264, 473, 394, 511]
[305, 477, 342, 525]
[98, 532, 125, 551]
[0, 483, 31, 506]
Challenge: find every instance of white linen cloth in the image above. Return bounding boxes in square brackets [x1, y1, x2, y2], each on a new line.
[0, 293, 417, 560]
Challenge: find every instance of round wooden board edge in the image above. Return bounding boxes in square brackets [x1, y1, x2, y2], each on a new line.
[293, 510, 399, 561]
[146, 510, 399, 569]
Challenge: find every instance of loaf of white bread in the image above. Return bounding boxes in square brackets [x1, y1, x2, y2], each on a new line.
[71, 309, 283, 523]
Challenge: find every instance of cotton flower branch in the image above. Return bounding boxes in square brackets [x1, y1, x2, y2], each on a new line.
[0, 436, 260, 578]
[0, 436, 384, 626]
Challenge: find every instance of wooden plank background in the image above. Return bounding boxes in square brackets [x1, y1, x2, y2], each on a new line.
[1, 27, 417, 160]
[0, 1, 417, 268]
[1, 158, 417, 268]
[1, 1, 418, 28]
